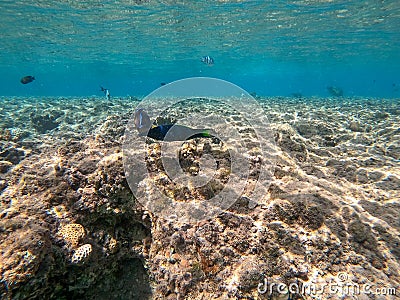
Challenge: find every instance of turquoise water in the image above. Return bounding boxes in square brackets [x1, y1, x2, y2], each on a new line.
[1, 0, 399, 97]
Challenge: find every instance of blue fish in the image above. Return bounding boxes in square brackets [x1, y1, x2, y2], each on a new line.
[201, 56, 214, 65]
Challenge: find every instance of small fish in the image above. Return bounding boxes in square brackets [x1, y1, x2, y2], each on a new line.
[20, 75, 35, 84]
[327, 85, 343, 97]
[291, 92, 302, 98]
[160, 82, 167, 86]
[134, 108, 152, 135]
[100, 86, 110, 100]
[201, 55, 214, 65]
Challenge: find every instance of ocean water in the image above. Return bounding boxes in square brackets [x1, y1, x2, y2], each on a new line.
[1, 0, 399, 97]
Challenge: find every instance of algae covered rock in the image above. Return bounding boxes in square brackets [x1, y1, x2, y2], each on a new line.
[30, 111, 61, 133]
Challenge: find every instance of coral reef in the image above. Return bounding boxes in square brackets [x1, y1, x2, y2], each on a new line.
[0, 96, 399, 299]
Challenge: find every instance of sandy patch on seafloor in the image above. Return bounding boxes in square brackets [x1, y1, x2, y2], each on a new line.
[0, 96, 399, 299]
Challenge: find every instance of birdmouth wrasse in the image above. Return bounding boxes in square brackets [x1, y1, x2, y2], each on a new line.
[134, 109, 214, 141]
[146, 124, 213, 141]
[20, 76, 35, 84]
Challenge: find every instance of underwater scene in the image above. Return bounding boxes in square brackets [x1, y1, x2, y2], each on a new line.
[1, 1, 399, 299]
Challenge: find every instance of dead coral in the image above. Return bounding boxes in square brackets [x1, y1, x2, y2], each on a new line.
[58, 223, 85, 247]
[71, 244, 92, 264]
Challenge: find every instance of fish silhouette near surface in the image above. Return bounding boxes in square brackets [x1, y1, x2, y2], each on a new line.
[134, 109, 213, 141]
[20, 76, 35, 84]
[201, 56, 214, 65]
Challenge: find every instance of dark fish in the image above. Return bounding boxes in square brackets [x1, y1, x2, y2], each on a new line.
[327, 86, 343, 97]
[160, 82, 167, 86]
[249, 92, 257, 98]
[134, 109, 213, 141]
[201, 55, 214, 65]
[291, 92, 302, 98]
[20, 76, 35, 84]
